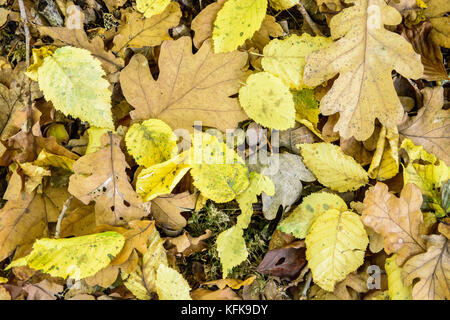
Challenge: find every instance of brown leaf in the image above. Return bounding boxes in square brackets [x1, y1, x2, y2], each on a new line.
[191, 287, 241, 300]
[400, 22, 448, 81]
[23, 279, 63, 300]
[333, 272, 369, 300]
[59, 201, 96, 237]
[68, 133, 149, 226]
[112, 2, 181, 55]
[0, 186, 71, 262]
[399, 86, 450, 164]
[362, 182, 426, 265]
[202, 276, 255, 290]
[151, 192, 196, 231]
[120, 37, 248, 132]
[340, 136, 373, 166]
[402, 235, 450, 300]
[256, 241, 306, 280]
[38, 27, 124, 74]
[166, 230, 212, 257]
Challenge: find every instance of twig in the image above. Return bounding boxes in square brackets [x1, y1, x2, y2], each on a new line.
[17, 0, 31, 67]
[55, 196, 73, 238]
[300, 271, 313, 299]
[296, 2, 323, 36]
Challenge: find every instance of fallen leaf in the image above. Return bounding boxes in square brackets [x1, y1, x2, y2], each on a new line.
[299, 142, 369, 192]
[303, 0, 423, 140]
[306, 209, 369, 291]
[120, 37, 248, 132]
[151, 192, 196, 231]
[399, 86, 449, 165]
[402, 234, 450, 300]
[385, 254, 412, 300]
[23, 279, 63, 300]
[361, 182, 426, 265]
[68, 133, 149, 225]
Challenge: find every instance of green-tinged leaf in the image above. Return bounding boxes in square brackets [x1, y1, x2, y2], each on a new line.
[37, 46, 114, 129]
[7, 232, 125, 280]
[156, 264, 191, 300]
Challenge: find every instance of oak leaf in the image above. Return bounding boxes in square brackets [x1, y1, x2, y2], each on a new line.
[399, 86, 449, 165]
[422, 0, 450, 48]
[303, 0, 423, 140]
[120, 37, 248, 132]
[136, 0, 171, 18]
[402, 234, 450, 300]
[361, 182, 427, 265]
[151, 192, 196, 231]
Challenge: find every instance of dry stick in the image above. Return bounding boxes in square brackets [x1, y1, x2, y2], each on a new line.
[55, 196, 74, 238]
[17, 0, 31, 67]
[296, 2, 324, 36]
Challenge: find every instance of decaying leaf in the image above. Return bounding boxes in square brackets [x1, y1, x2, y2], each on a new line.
[402, 234, 450, 300]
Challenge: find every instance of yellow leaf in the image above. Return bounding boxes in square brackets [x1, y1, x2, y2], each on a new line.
[120, 37, 248, 132]
[19, 163, 51, 193]
[216, 226, 247, 278]
[25, 46, 57, 81]
[136, 0, 171, 18]
[239, 72, 295, 130]
[368, 126, 399, 181]
[269, 0, 298, 10]
[385, 254, 412, 300]
[34, 149, 76, 172]
[190, 133, 250, 203]
[303, 0, 423, 140]
[156, 264, 191, 300]
[212, 0, 267, 53]
[7, 232, 125, 280]
[299, 142, 369, 192]
[262, 33, 332, 90]
[292, 89, 320, 128]
[136, 152, 191, 202]
[125, 119, 177, 168]
[402, 234, 450, 300]
[362, 182, 426, 265]
[305, 209, 369, 291]
[124, 228, 168, 299]
[38, 46, 114, 129]
[86, 127, 110, 155]
[0, 277, 7, 284]
[278, 192, 348, 238]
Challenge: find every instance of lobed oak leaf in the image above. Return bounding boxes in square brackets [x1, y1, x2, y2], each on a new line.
[37, 46, 114, 129]
[303, 0, 423, 140]
[402, 234, 450, 300]
[399, 86, 449, 165]
[120, 37, 248, 132]
[151, 192, 196, 231]
[68, 133, 149, 226]
[361, 182, 427, 265]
